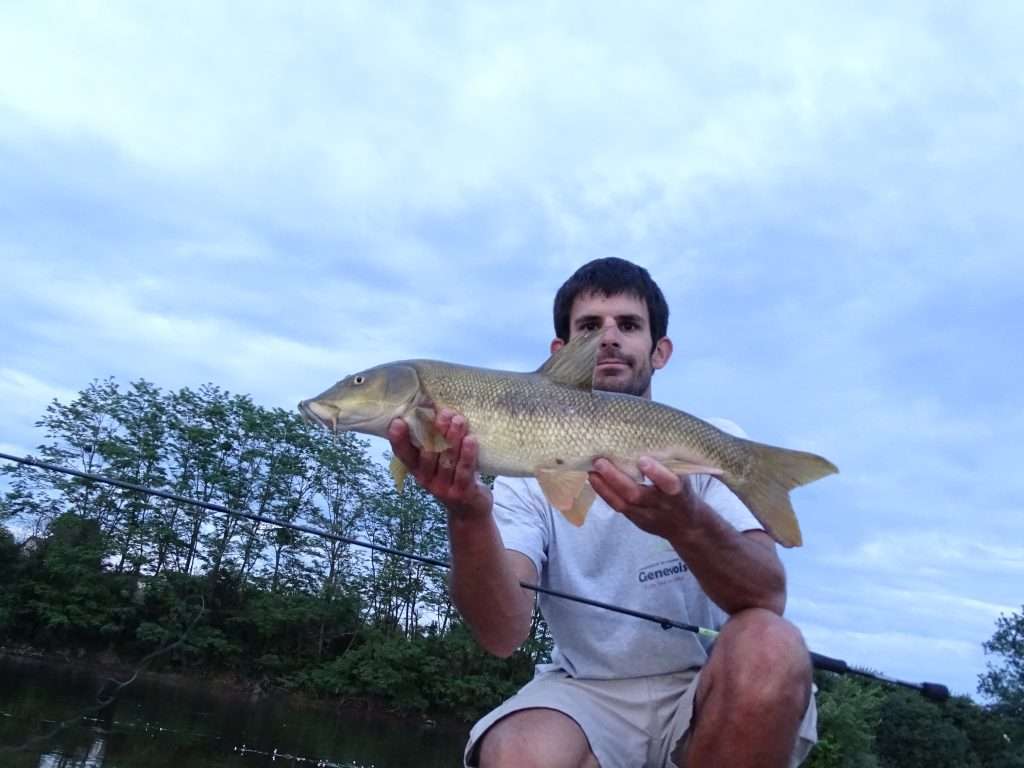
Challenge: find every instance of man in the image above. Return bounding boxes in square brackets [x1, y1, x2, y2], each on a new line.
[388, 258, 817, 767]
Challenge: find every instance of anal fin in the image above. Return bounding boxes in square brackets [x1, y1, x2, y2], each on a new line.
[562, 483, 595, 527]
[536, 469, 594, 527]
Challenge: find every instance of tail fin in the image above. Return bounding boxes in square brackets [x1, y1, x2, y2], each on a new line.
[721, 441, 838, 548]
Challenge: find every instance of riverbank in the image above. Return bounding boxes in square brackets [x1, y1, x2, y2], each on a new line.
[0, 646, 466, 732]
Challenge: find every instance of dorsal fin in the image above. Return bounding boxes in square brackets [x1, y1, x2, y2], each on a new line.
[536, 332, 601, 389]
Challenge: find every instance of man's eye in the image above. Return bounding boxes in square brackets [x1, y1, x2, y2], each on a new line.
[620, 321, 639, 332]
[580, 321, 599, 332]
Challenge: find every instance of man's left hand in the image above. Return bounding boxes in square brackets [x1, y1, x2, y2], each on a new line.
[588, 457, 708, 540]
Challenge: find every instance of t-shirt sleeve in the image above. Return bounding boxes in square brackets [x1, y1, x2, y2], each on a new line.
[692, 417, 763, 534]
[490, 476, 550, 576]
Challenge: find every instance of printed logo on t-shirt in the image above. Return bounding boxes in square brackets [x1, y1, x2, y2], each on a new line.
[637, 558, 689, 586]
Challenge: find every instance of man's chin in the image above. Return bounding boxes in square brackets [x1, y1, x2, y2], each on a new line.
[593, 374, 644, 396]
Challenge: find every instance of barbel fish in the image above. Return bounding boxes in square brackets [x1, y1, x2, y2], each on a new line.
[298, 333, 837, 547]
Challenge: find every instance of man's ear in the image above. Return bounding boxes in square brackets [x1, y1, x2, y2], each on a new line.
[651, 337, 673, 371]
[550, 338, 566, 355]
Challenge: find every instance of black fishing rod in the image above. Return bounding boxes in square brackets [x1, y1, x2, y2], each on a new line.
[0, 451, 950, 702]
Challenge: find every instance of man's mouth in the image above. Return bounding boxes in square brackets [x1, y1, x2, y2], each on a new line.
[596, 359, 630, 372]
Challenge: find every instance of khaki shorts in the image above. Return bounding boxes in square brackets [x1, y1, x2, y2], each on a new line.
[465, 667, 818, 768]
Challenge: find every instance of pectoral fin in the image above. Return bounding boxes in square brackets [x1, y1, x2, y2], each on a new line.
[389, 455, 409, 493]
[536, 469, 593, 526]
[407, 406, 451, 452]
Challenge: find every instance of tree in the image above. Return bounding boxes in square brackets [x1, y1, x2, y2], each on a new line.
[19, 513, 128, 646]
[804, 675, 882, 768]
[979, 606, 1024, 720]
[875, 688, 977, 768]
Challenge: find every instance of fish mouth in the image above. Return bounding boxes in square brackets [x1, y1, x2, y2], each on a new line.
[298, 400, 338, 432]
[299, 399, 392, 434]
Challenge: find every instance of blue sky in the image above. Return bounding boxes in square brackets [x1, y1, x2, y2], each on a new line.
[2, 3, 1021, 699]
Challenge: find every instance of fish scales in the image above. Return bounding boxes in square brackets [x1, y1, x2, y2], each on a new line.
[412, 361, 747, 479]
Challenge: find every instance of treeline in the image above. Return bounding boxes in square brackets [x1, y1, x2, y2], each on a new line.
[1, 378, 1021, 765]
[0, 378, 549, 721]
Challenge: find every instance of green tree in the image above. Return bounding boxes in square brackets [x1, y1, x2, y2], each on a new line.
[875, 688, 977, 768]
[980, 606, 1024, 720]
[944, 694, 1024, 768]
[0, 374, 567, 722]
[19, 513, 130, 646]
[0, 525, 21, 634]
[805, 675, 883, 768]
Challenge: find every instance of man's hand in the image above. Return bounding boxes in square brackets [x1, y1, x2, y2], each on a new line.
[588, 456, 710, 540]
[590, 455, 786, 615]
[387, 409, 492, 520]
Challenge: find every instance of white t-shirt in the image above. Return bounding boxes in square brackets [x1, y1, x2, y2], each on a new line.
[491, 417, 763, 680]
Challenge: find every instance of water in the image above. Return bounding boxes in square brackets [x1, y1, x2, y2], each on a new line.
[0, 655, 466, 767]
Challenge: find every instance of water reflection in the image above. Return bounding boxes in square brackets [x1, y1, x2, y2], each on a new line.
[0, 655, 464, 767]
[37, 735, 106, 768]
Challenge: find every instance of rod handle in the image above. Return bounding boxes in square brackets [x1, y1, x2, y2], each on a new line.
[809, 651, 848, 674]
[920, 682, 950, 702]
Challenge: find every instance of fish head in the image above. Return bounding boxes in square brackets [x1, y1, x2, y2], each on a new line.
[298, 363, 421, 438]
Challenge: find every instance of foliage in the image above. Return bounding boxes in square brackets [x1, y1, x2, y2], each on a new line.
[979, 606, 1024, 720]
[805, 674, 882, 768]
[0, 377, 539, 723]
[875, 688, 977, 768]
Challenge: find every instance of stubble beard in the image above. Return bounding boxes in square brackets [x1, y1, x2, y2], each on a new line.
[593, 361, 653, 398]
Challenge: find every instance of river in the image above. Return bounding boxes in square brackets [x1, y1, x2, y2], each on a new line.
[0, 655, 466, 767]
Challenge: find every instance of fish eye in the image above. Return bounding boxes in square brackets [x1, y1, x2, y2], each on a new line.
[353, 375, 366, 385]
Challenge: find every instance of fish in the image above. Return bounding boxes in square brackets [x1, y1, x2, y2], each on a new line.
[298, 332, 837, 547]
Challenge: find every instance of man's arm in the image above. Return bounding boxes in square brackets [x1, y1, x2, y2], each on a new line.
[388, 411, 537, 657]
[588, 457, 786, 616]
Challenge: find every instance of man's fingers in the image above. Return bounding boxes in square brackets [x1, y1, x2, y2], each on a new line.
[588, 469, 628, 512]
[387, 409, 483, 497]
[447, 413, 467, 441]
[432, 412, 467, 478]
[436, 409, 453, 436]
[637, 457, 683, 496]
[590, 458, 646, 505]
[387, 417, 407, 443]
[453, 436, 480, 490]
[388, 419, 421, 470]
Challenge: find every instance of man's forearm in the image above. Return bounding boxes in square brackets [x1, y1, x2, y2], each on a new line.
[669, 500, 787, 615]
[447, 512, 535, 657]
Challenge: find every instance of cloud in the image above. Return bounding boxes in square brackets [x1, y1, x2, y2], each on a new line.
[830, 533, 1024, 580]
[5, 2, 1019, 240]
[0, 369, 77, 435]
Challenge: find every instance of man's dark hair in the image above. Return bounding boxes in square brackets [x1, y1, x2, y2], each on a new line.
[553, 258, 669, 348]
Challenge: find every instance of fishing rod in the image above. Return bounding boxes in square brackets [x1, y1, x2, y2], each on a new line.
[0, 451, 950, 702]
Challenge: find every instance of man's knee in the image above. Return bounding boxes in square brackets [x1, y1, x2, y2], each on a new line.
[709, 609, 812, 713]
[477, 708, 598, 768]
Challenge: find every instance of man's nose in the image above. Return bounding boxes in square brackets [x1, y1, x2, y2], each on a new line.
[600, 322, 621, 346]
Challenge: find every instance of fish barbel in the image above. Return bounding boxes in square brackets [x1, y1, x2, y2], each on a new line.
[298, 333, 837, 547]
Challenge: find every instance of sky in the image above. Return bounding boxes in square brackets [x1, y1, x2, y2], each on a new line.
[1, 2, 1021, 701]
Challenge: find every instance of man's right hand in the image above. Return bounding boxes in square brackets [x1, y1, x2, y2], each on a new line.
[387, 409, 493, 520]
[390, 409, 536, 657]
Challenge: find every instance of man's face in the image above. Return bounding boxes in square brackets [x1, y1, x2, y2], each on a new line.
[554, 291, 672, 398]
